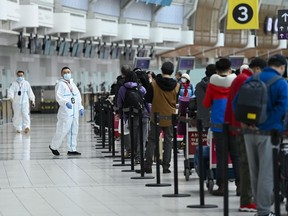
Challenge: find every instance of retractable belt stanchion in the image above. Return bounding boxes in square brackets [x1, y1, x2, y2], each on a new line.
[223, 123, 229, 216]
[187, 119, 218, 209]
[113, 108, 131, 167]
[101, 102, 112, 153]
[87, 93, 94, 123]
[271, 129, 281, 216]
[96, 100, 107, 149]
[131, 108, 154, 180]
[146, 112, 171, 187]
[104, 102, 119, 157]
[163, 114, 190, 197]
[122, 107, 136, 172]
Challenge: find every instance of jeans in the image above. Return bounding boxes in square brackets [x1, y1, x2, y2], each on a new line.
[145, 122, 173, 170]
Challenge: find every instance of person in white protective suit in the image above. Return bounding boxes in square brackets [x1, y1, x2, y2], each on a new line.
[8, 70, 35, 133]
[49, 67, 84, 156]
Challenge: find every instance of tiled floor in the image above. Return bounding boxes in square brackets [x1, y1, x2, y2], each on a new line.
[0, 113, 286, 216]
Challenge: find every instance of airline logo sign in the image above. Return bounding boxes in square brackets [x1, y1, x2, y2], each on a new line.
[227, 0, 259, 30]
[278, 10, 288, 40]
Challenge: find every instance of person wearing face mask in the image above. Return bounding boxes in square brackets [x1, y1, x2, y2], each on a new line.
[49, 67, 84, 156]
[8, 70, 35, 133]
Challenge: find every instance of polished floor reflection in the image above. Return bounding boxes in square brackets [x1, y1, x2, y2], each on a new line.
[0, 113, 285, 216]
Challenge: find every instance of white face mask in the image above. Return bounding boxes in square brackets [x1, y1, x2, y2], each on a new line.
[63, 73, 71, 81]
[181, 78, 187, 83]
[17, 77, 24, 82]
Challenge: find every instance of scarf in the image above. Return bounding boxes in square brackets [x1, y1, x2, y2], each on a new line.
[182, 82, 190, 97]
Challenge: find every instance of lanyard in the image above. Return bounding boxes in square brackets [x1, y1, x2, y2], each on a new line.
[64, 80, 74, 94]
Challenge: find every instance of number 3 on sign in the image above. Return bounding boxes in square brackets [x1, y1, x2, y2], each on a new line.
[227, 0, 259, 30]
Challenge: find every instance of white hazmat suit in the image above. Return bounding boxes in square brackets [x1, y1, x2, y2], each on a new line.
[8, 79, 35, 132]
[50, 78, 83, 152]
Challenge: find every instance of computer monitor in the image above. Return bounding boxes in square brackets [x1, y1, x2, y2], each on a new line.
[134, 57, 151, 70]
[177, 57, 195, 70]
[230, 56, 244, 70]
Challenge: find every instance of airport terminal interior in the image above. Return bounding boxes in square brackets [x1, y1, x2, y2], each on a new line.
[0, 0, 288, 215]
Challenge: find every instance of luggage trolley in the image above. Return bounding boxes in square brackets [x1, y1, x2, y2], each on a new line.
[192, 129, 235, 193]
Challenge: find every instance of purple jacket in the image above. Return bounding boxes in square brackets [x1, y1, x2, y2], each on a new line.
[117, 82, 150, 118]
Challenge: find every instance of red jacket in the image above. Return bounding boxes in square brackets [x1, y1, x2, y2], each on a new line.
[224, 69, 253, 135]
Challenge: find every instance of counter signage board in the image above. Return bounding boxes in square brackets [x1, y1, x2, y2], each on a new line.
[277, 10, 288, 40]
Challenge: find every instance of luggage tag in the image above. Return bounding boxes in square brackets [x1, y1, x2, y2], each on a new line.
[71, 97, 75, 104]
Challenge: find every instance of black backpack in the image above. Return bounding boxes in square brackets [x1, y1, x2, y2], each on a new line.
[235, 73, 281, 125]
[123, 86, 144, 115]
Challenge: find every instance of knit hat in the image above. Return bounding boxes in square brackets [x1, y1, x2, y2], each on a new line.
[181, 73, 190, 81]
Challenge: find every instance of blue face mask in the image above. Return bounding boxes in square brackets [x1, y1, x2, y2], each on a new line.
[17, 77, 24, 82]
[63, 73, 71, 81]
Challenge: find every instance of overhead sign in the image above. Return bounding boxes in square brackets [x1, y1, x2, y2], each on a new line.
[227, 0, 259, 30]
[277, 10, 288, 40]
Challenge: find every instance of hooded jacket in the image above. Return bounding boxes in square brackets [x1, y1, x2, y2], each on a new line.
[203, 73, 236, 132]
[148, 74, 180, 127]
[195, 76, 210, 128]
[225, 69, 253, 135]
[233, 67, 288, 131]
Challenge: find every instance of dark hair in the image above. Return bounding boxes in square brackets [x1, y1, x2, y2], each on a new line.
[268, 54, 287, 67]
[249, 57, 267, 70]
[121, 65, 132, 76]
[124, 71, 138, 83]
[215, 58, 231, 73]
[205, 64, 216, 77]
[161, 61, 174, 75]
[16, 70, 24, 75]
[61, 66, 71, 73]
[146, 70, 156, 79]
[175, 71, 182, 77]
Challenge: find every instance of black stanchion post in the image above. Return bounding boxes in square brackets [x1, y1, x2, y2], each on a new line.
[113, 108, 131, 167]
[271, 129, 281, 216]
[88, 93, 94, 123]
[101, 101, 106, 149]
[122, 107, 136, 172]
[163, 114, 190, 197]
[187, 119, 218, 209]
[104, 103, 119, 157]
[146, 112, 171, 187]
[223, 123, 229, 216]
[131, 108, 154, 180]
[102, 102, 112, 153]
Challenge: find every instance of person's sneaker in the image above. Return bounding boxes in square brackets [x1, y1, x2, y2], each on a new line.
[239, 203, 257, 212]
[49, 145, 60, 156]
[135, 167, 152, 174]
[211, 186, 224, 196]
[24, 127, 30, 133]
[67, 151, 81, 155]
[16, 130, 21, 133]
[163, 168, 171, 174]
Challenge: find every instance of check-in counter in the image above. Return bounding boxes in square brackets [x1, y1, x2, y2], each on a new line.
[0, 98, 13, 124]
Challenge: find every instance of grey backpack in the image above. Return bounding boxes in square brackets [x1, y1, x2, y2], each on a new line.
[235, 73, 281, 125]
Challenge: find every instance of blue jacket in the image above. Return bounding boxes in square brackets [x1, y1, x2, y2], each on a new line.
[240, 67, 288, 131]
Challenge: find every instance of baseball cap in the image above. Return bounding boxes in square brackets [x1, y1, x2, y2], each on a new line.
[249, 57, 267, 70]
